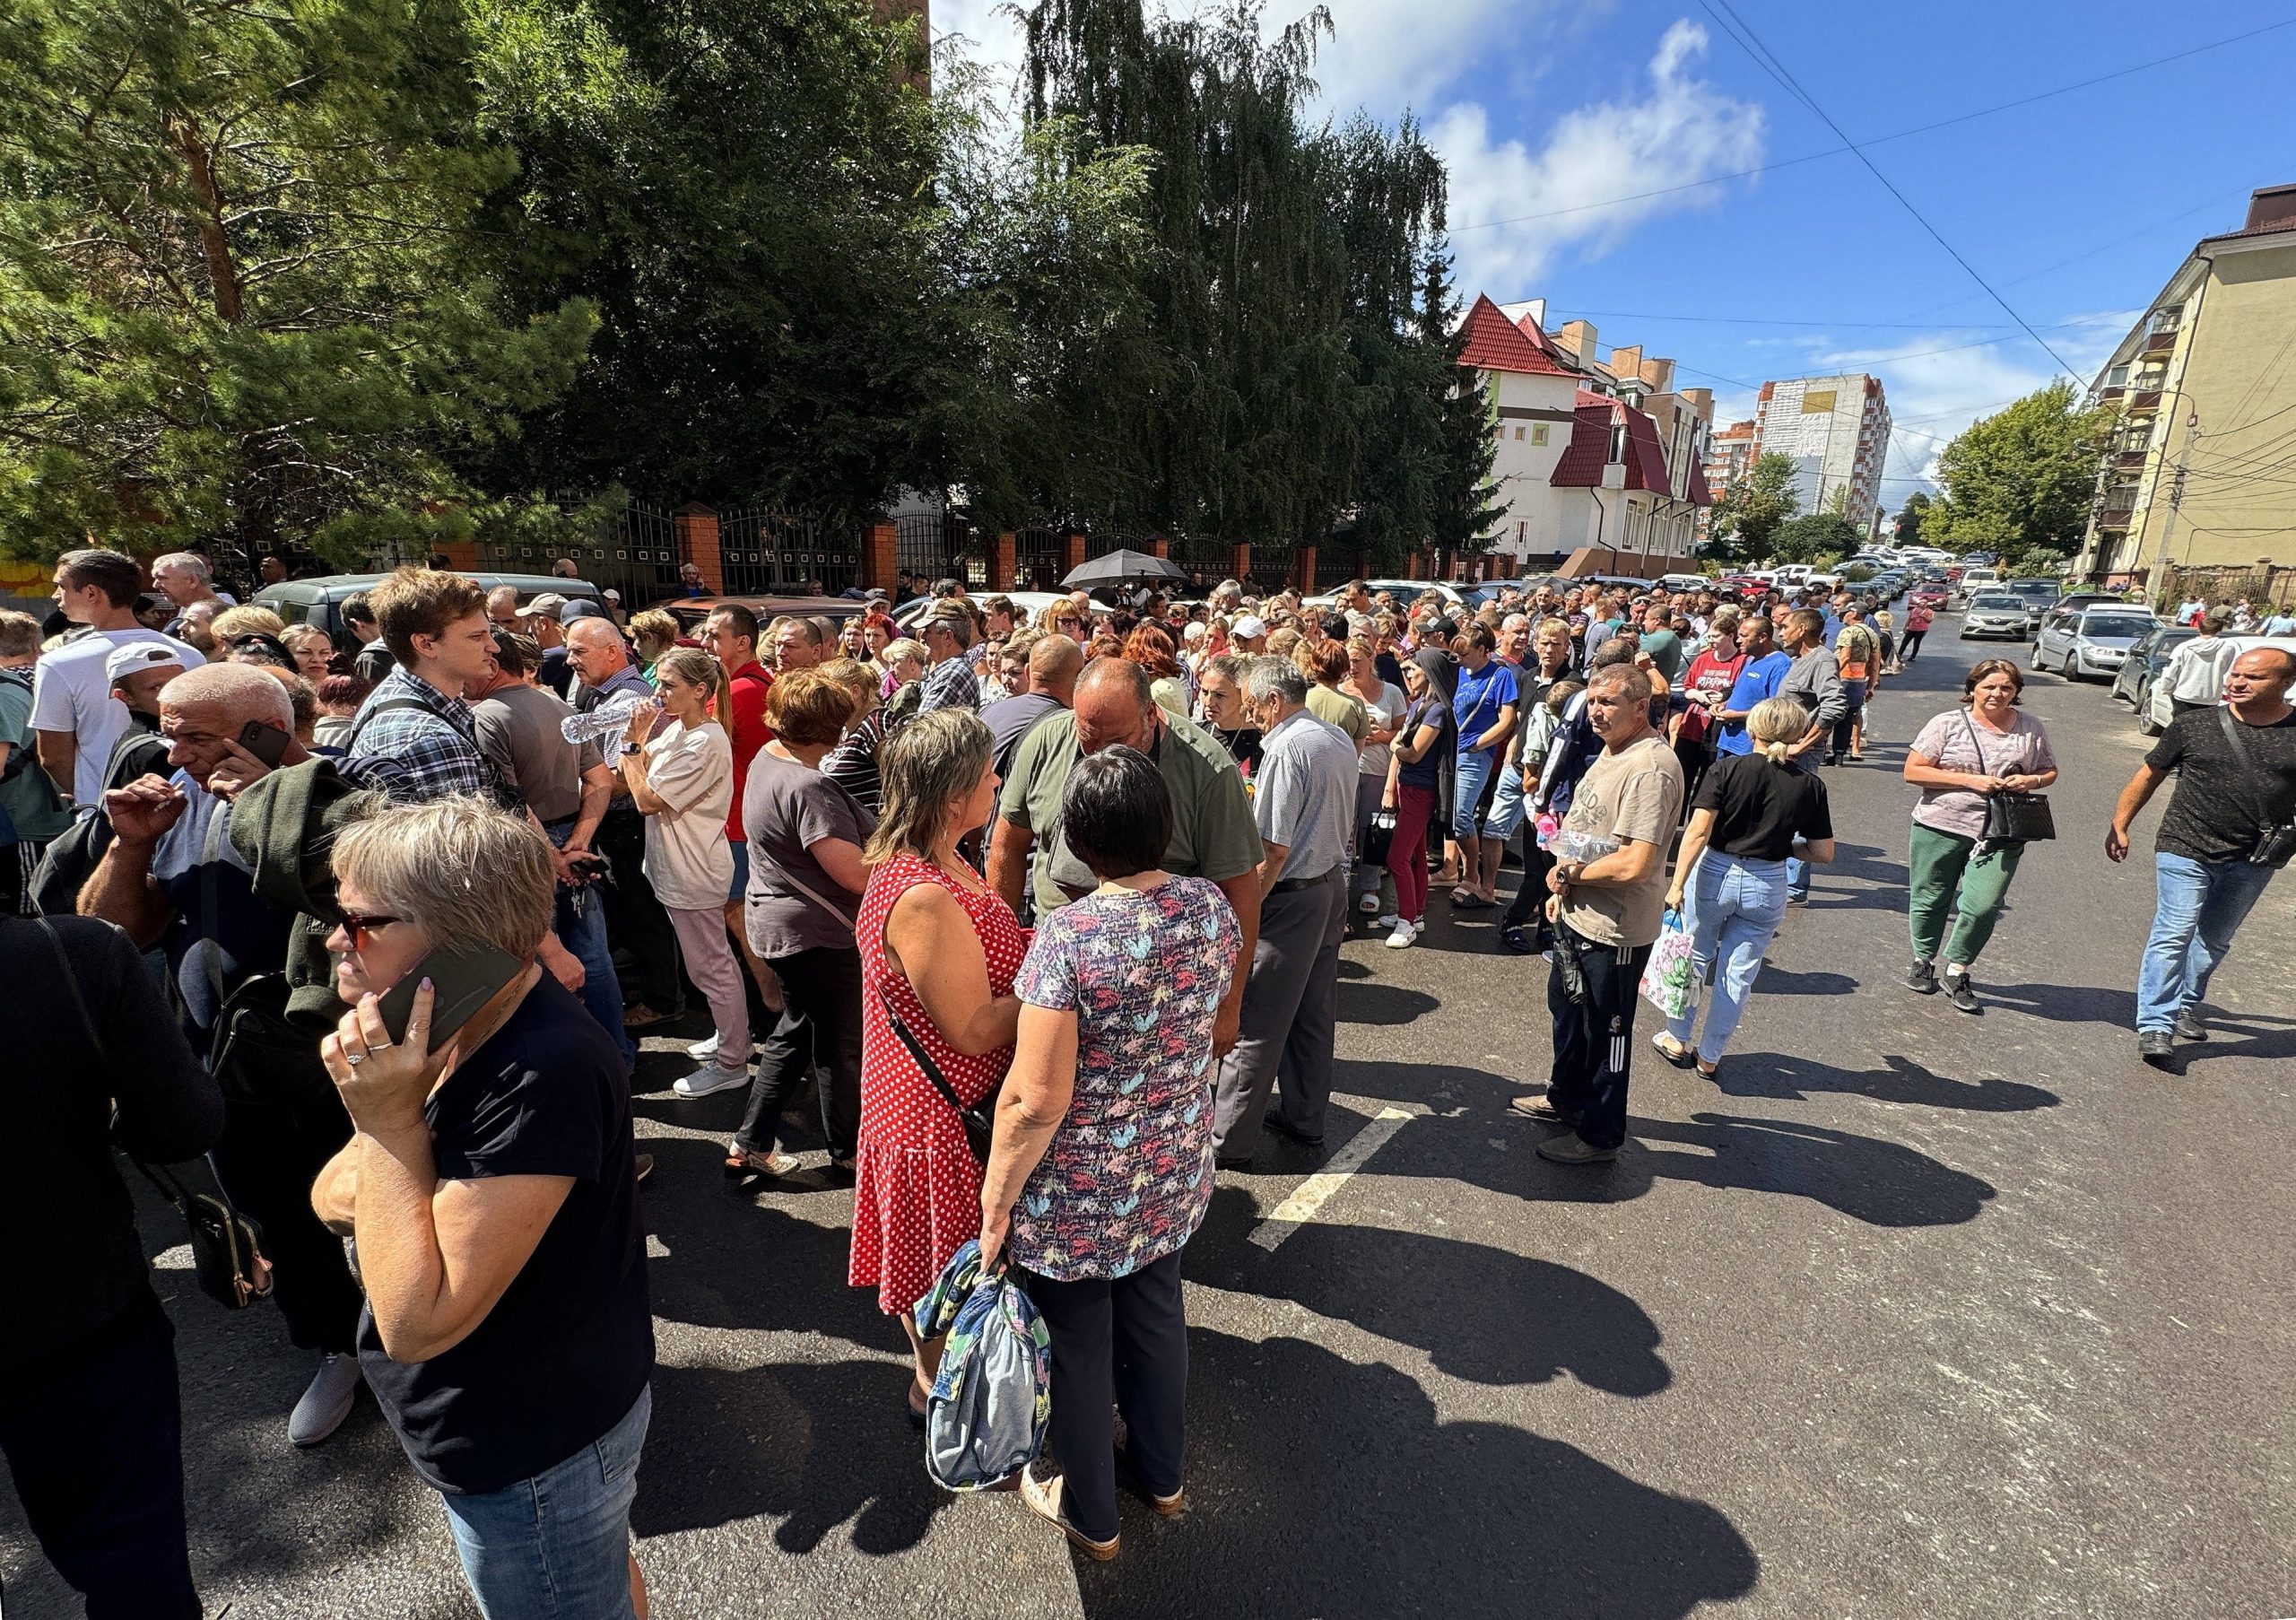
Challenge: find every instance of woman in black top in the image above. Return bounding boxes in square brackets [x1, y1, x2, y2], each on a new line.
[1, 913, 220, 1617]
[1652, 697, 1836, 1077]
[309, 797, 652, 1620]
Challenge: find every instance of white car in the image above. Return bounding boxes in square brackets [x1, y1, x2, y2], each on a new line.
[2031, 605, 2158, 681]
[1959, 593, 2031, 640]
[894, 589, 1067, 633]
[1301, 579, 1472, 614]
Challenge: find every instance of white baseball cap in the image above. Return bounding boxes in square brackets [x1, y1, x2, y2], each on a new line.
[1232, 614, 1267, 639]
[107, 641, 187, 684]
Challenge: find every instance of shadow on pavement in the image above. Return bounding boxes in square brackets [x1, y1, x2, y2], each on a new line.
[1335, 980, 1440, 1025]
[634, 1358, 944, 1555]
[1068, 1328, 1759, 1620]
[1750, 965, 1858, 996]
[1709, 1051, 2059, 1112]
[1187, 1187, 1671, 1395]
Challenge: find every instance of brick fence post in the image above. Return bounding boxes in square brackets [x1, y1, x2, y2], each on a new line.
[860, 521, 899, 594]
[1060, 529, 1087, 582]
[989, 531, 1016, 592]
[1148, 535, 1170, 560]
[674, 503, 723, 594]
[1230, 543, 1251, 588]
[1294, 544, 1317, 595]
[438, 541, 480, 574]
[1406, 551, 1422, 579]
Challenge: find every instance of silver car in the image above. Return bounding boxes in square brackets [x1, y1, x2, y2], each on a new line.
[1959, 594, 2031, 640]
[2031, 606, 2158, 681]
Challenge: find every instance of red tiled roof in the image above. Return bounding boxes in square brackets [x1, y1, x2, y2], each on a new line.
[1457, 293, 1577, 377]
[2200, 216, 2296, 245]
[1551, 393, 1674, 492]
[1687, 456, 1713, 507]
[1513, 309, 1575, 367]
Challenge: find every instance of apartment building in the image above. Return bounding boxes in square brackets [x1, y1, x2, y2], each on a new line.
[2074, 184, 2296, 584]
[1700, 419, 1759, 536]
[1752, 373, 1891, 528]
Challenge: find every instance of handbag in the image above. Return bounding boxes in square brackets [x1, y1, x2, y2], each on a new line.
[911, 1240, 1051, 1491]
[36, 915, 274, 1310]
[1960, 712, 2056, 846]
[1360, 805, 1397, 868]
[1638, 907, 1697, 1022]
[884, 1006, 1000, 1167]
[2216, 709, 2296, 868]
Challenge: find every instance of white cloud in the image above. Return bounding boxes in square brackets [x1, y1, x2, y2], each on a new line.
[1431, 21, 1765, 298]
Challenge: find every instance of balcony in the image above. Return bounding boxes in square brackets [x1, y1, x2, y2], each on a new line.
[2143, 327, 2178, 353]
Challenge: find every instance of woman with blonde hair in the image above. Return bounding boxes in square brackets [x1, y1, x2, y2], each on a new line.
[209, 604, 288, 643]
[628, 609, 683, 679]
[850, 709, 1026, 1420]
[1654, 695, 1836, 1077]
[616, 645, 750, 1103]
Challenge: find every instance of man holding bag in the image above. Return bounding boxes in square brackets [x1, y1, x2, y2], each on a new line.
[1511, 665, 1683, 1166]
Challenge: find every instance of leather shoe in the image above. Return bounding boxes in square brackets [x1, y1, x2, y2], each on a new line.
[1535, 1132, 1619, 1164]
[1509, 1093, 1580, 1126]
[2137, 1030, 2179, 1071]
[1263, 1114, 1324, 1151]
[2174, 1009, 2207, 1041]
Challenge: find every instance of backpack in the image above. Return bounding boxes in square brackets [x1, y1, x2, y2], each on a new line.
[912, 1241, 1051, 1492]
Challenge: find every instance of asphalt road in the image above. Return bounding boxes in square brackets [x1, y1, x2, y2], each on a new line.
[7, 614, 2294, 1619]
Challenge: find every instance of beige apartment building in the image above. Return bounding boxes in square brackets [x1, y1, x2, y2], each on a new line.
[2074, 185, 2296, 585]
[1700, 419, 1759, 537]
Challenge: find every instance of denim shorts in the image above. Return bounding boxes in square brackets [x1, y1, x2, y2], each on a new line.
[439, 1386, 650, 1620]
[727, 840, 750, 904]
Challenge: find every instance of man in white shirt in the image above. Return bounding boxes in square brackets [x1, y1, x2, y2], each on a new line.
[31, 548, 204, 805]
[148, 551, 235, 635]
[2159, 608, 2244, 718]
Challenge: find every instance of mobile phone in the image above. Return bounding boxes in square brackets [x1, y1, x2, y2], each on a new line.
[237, 719, 291, 768]
[374, 940, 526, 1048]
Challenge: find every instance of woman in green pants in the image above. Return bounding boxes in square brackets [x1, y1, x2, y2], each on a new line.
[1900, 659, 2059, 1014]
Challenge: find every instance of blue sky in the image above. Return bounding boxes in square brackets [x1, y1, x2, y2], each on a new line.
[931, 0, 2296, 505]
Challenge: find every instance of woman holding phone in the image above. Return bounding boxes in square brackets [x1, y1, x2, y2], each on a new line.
[310, 796, 653, 1620]
[617, 647, 750, 1102]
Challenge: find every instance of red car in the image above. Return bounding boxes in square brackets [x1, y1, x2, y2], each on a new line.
[1909, 584, 1949, 610]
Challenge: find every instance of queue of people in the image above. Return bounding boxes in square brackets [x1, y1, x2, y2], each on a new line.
[4, 547, 2293, 1619]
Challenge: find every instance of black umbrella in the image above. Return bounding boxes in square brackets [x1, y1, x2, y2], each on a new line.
[1061, 549, 1188, 588]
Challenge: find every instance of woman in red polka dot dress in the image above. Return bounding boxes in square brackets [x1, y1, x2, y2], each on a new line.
[851, 710, 1028, 1420]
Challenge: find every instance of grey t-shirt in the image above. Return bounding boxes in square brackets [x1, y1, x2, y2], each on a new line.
[473, 683, 600, 825]
[1255, 709, 1359, 881]
[1777, 647, 1847, 772]
[741, 749, 875, 957]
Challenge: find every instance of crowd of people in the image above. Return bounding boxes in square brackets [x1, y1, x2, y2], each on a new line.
[4, 544, 2292, 1616]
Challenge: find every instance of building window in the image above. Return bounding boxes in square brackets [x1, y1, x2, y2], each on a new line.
[1531, 422, 1549, 447]
[1514, 426, 1526, 440]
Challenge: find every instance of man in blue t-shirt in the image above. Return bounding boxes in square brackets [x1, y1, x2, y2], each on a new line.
[1711, 613, 1792, 758]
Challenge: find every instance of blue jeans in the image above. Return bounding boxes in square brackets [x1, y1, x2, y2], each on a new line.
[2135, 853, 2277, 1033]
[1484, 760, 1532, 841]
[439, 1386, 649, 1620]
[1665, 854, 1788, 1063]
[546, 819, 633, 1070]
[1453, 747, 1497, 841]
[1785, 853, 1808, 898]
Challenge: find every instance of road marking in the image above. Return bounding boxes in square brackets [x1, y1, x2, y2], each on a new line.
[1248, 1102, 1416, 1251]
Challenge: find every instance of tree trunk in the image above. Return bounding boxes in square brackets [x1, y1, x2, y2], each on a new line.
[168, 112, 245, 325]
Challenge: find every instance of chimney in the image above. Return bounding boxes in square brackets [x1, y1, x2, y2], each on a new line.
[2245, 184, 2296, 231]
[1558, 319, 1597, 366]
[1611, 344, 1641, 382]
[1643, 357, 1674, 393]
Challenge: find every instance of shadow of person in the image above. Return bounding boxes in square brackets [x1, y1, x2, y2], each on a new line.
[1185, 1188, 1670, 1395]
[1710, 1052, 2059, 1113]
[633, 1359, 944, 1555]
[1068, 1328, 1759, 1620]
[1979, 981, 2144, 1030]
[1335, 980, 1441, 1025]
[1748, 965, 1858, 996]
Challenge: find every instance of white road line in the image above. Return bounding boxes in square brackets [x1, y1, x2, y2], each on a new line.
[1248, 1104, 1415, 1251]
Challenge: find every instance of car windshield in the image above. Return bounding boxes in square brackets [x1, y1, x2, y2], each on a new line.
[2008, 582, 2057, 597]
[2083, 615, 2153, 637]
[1970, 597, 2024, 612]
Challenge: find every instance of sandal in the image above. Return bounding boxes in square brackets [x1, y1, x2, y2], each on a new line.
[723, 1145, 794, 1181]
[907, 1379, 930, 1430]
[1019, 1471, 1119, 1561]
[1650, 1033, 1697, 1069]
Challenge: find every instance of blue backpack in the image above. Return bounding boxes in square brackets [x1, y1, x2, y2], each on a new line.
[912, 1241, 1050, 1492]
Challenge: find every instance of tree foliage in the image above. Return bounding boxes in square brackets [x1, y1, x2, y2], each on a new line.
[1922, 382, 2111, 571]
[1770, 511, 1864, 564]
[1892, 489, 1930, 545]
[0, 0, 596, 565]
[1706, 450, 1799, 562]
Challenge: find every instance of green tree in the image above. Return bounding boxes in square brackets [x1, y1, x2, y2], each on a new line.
[1923, 382, 2111, 572]
[1419, 239, 1502, 570]
[1892, 489, 1930, 545]
[1707, 451, 1800, 562]
[0, 0, 596, 565]
[1771, 511, 1863, 564]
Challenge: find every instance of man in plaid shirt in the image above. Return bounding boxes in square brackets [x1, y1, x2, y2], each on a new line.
[344, 570, 507, 806]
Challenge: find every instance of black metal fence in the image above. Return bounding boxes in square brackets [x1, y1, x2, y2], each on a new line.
[1014, 525, 1065, 591]
[896, 511, 982, 586]
[479, 506, 683, 605]
[717, 508, 860, 598]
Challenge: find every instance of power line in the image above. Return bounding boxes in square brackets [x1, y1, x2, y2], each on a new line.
[1693, 0, 2086, 379]
[1448, 18, 2296, 235]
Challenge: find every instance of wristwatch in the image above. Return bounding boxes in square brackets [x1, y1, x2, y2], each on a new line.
[620, 741, 645, 758]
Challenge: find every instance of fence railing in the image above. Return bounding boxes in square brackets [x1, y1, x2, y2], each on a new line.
[2155, 562, 2296, 612]
[717, 508, 860, 598]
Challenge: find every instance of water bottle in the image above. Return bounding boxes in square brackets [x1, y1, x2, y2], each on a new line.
[560, 692, 654, 746]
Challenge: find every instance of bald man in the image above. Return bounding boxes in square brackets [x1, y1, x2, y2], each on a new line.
[990, 658, 1264, 1053]
[567, 615, 684, 1024]
[979, 632, 1083, 780]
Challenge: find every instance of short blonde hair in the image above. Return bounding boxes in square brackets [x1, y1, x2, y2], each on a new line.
[332, 796, 557, 961]
[210, 605, 288, 641]
[629, 609, 681, 660]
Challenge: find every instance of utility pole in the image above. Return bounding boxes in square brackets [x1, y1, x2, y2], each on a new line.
[2149, 402, 2200, 606]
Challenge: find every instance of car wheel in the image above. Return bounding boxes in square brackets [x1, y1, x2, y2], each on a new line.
[2137, 702, 2163, 736]
[2029, 640, 2048, 670]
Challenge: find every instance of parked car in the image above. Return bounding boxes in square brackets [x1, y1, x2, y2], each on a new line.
[1656, 572, 1710, 594]
[255, 572, 606, 649]
[2031, 605, 2158, 681]
[895, 589, 1065, 633]
[1909, 583, 1950, 611]
[1959, 593, 2032, 640]
[2002, 579, 2065, 630]
[2139, 632, 2296, 735]
[1950, 567, 2000, 605]
[662, 594, 866, 638]
[2048, 590, 2131, 616]
[2113, 624, 2196, 719]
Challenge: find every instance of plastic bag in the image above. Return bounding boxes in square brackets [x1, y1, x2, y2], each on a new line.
[1638, 907, 1695, 1022]
[911, 1241, 1050, 1492]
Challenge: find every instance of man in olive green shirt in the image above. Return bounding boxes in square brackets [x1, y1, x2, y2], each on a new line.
[989, 658, 1263, 1053]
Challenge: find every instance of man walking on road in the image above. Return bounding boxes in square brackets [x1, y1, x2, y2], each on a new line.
[1212, 655, 1360, 1163]
[2108, 646, 2296, 1070]
[1775, 608, 1846, 901]
[1513, 664, 1683, 1165]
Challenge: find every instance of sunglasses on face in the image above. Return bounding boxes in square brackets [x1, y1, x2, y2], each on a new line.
[337, 911, 403, 952]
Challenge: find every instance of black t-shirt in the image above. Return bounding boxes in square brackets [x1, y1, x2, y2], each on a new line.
[536, 645, 573, 700]
[360, 975, 652, 1494]
[1692, 751, 1834, 862]
[1212, 724, 1265, 779]
[2145, 708, 2296, 863]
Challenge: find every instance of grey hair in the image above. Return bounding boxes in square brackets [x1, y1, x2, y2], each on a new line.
[332, 795, 556, 960]
[160, 661, 293, 729]
[1589, 638, 1637, 670]
[1243, 654, 1307, 707]
[150, 551, 212, 582]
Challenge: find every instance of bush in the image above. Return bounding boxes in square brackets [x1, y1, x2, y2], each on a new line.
[1843, 563, 1876, 583]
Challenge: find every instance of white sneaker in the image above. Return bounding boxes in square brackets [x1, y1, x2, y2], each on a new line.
[289, 1353, 363, 1448]
[1358, 893, 1382, 915]
[673, 1062, 751, 1099]
[687, 1032, 719, 1061]
[1373, 912, 1401, 929]
[1383, 919, 1419, 949]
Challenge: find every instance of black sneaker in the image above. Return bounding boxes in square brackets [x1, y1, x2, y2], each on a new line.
[1940, 968, 1981, 1015]
[1500, 923, 1536, 954]
[2174, 1009, 2208, 1041]
[2137, 1031, 2179, 1071]
[1906, 960, 1937, 995]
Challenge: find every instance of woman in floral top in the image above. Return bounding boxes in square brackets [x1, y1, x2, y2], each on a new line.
[979, 746, 1239, 1560]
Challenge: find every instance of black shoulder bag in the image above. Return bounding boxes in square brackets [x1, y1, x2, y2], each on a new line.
[2216, 709, 2296, 868]
[1961, 711, 2056, 847]
[36, 916, 274, 1310]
